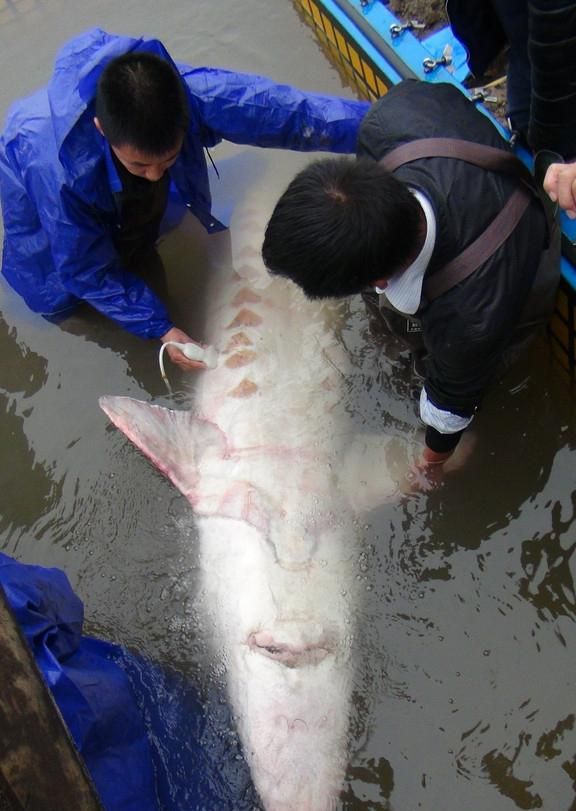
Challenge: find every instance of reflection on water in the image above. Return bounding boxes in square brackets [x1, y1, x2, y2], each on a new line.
[0, 316, 54, 538]
[0, 1, 575, 809]
[338, 332, 576, 810]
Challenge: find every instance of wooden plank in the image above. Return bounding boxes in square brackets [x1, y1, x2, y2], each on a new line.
[0, 585, 105, 811]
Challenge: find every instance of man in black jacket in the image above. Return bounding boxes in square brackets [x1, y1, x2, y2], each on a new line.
[262, 80, 559, 479]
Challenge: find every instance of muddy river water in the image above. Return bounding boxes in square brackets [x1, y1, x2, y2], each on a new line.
[1, 1, 575, 809]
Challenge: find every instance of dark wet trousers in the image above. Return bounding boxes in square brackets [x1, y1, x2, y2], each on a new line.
[490, 0, 531, 134]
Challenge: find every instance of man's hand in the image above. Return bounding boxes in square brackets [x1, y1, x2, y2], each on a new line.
[403, 448, 453, 493]
[543, 162, 576, 219]
[421, 447, 454, 466]
[160, 326, 208, 372]
[401, 431, 478, 494]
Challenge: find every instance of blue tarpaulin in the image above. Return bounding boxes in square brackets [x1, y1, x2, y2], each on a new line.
[0, 553, 259, 810]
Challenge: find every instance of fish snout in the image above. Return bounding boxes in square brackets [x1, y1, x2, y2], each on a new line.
[248, 627, 334, 667]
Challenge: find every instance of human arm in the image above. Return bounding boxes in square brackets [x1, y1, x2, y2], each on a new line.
[543, 162, 576, 218]
[179, 65, 369, 153]
[404, 310, 501, 490]
[17, 158, 173, 340]
[407, 198, 546, 487]
[403, 388, 471, 491]
[420, 392, 471, 459]
[37, 180, 212, 368]
[2, 137, 167, 337]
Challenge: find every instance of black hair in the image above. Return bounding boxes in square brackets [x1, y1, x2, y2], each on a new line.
[95, 52, 189, 155]
[262, 157, 422, 299]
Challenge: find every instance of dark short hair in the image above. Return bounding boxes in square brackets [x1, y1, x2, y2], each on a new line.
[95, 52, 189, 155]
[262, 157, 422, 298]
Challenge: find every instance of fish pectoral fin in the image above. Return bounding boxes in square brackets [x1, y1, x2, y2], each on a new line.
[341, 435, 408, 512]
[99, 395, 227, 500]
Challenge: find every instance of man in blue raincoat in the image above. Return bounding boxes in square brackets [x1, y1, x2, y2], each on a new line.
[0, 29, 368, 371]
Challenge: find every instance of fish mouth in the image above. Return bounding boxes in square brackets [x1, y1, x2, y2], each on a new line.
[248, 629, 334, 667]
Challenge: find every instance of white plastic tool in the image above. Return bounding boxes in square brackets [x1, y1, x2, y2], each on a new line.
[167, 341, 219, 368]
[159, 341, 219, 391]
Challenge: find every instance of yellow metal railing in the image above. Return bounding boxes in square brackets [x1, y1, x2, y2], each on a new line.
[295, 0, 389, 101]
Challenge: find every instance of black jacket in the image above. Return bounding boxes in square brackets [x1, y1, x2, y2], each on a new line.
[357, 80, 548, 418]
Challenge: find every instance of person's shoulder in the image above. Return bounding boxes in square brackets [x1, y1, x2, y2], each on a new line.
[358, 81, 458, 152]
[3, 88, 51, 145]
[363, 80, 466, 124]
[52, 28, 127, 71]
[387, 79, 462, 101]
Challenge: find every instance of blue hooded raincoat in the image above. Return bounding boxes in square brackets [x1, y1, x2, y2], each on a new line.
[0, 28, 369, 338]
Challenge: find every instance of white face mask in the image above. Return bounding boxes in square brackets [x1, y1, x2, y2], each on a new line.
[374, 284, 387, 294]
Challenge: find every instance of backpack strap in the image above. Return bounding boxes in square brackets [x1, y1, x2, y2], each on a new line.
[425, 188, 531, 300]
[379, 137, 536, 188]
[379, 137, 542, 301]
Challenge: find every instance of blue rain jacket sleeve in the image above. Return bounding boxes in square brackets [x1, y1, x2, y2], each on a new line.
[180, 66, 369, 153]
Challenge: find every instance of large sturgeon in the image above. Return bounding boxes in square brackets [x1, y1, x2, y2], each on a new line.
[100, 153, 402, 810]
